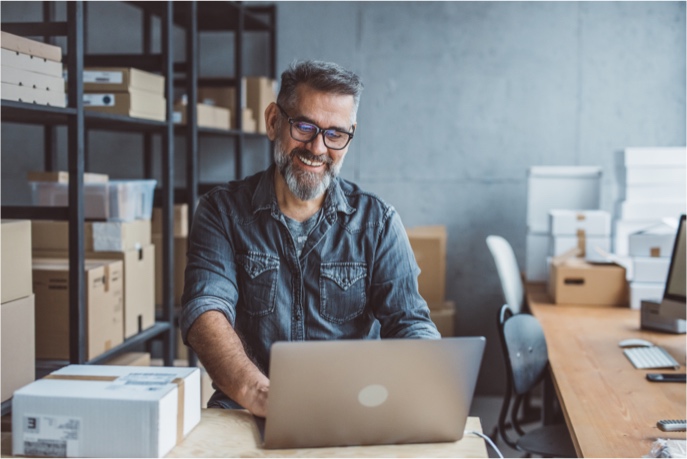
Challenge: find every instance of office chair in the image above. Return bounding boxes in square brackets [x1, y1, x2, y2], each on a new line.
[486, 235, 526, 314]
[497, 304, 577, 458]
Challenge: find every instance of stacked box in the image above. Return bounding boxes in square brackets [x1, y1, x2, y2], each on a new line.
[526, 166, 602, 281]
[173, 101, 231, 130]
[548, 210, 612, 263]
[197, 76, 276, 133]
[32, 258, 125, 360]
[1, 220, 36, 403]
[549, 256, 628, 306]
[614, 147, 686, 255]
[12, 365, 201, 458]
[152, 204, 188, 315]
[627, 223, 678, 309]
[33, 219, 155, 340]
[81, 67, 166, 121]
[1, 31, 66, 107]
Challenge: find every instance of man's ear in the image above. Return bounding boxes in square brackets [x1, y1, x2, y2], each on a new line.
[265, 102, 280, 141]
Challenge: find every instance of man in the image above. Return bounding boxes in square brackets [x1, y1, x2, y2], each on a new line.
[180, 60, 440, 418]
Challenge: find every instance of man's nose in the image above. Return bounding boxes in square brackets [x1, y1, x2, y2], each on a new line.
[307, 132, 329, 155]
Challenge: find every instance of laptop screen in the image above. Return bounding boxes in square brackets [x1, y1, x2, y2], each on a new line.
[663, 214, 686, 302]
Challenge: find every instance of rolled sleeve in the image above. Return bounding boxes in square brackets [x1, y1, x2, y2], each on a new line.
[180, 193, 240, 344]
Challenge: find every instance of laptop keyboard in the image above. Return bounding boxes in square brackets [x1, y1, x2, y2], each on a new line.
[624, 346, 680, 369]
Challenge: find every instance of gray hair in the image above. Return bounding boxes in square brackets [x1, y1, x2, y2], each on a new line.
[277, 60, 364, 123]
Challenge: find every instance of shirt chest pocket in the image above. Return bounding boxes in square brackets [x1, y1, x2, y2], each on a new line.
[237, 252, 279, 317]
[319, 262, 367, 324]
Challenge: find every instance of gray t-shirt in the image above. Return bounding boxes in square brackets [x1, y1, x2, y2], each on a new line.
[284, 209, 323, 257]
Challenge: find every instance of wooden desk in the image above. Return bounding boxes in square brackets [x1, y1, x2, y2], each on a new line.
[2, 409, 488, 458]
[527, 283, 686, 458]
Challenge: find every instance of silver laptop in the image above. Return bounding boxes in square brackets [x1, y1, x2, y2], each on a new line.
[259, 336, 485, 449]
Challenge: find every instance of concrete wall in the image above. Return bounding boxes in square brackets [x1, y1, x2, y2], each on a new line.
[1, 2, 684, 395]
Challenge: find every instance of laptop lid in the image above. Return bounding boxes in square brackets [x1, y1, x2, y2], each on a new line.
[262, 336, 485, 449]
[660, 214, 686, 320]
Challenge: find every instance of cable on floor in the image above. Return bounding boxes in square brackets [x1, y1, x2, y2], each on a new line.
[465, 430, 504, 458]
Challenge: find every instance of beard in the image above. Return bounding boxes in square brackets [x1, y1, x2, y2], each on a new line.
[274, 139, 344, 201]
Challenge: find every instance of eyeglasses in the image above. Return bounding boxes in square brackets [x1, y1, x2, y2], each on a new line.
[277, 104, 355, 150]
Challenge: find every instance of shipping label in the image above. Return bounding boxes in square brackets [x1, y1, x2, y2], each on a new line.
[83, 94, 116, 107]
[22, 414, 81, 457]
[107, 372, 177, 392]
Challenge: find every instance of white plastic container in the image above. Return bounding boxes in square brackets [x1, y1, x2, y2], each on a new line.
[108, 180, 157, 221]
[30, 181, 109, 220]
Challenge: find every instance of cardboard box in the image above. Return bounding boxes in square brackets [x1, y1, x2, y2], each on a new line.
[1, 31, 62, 62]
[620, 182, 686, 202]
[34, 246, 155, 340]
[527, 166, 602, 233]
[173, 102, 231, 130]
[526, 231, 549, 282]
[1, 220, 32, 304]
[1, 81, 66, 107]
[428, 300, 455, 337]
[549, 234, 611, 263]
[83, 89, 166, 121]
[633, 257, 671, 283]
[1, 48, 62, 77]
[27, 170, 109, 184]
[1, 294, 35, 403]
[548, 257, 628, 306]
[242, 107, 257, 132]
[628, 224, 678, 257]
[82, 67, 165, 94]
[1, 65, 64, 92]
[618, 199, 686, 221]
[152, 204, 189, 237]
[12, 364, 201, 458]
[32, 258, 124, 360]
[246, 76, 276, 133]
[32, 220, 151, 253]
[406, 225, 447, 305]
[629, 281, 665, 310]
[151, 358, 214, 409]
[103, 351, 151, 367]
[614, 219, 661, 256]
[548, 210, 611, 236]
[623, 147, 687, 167]
[623, 166, 686, 185]
[153, 234, 187, 308]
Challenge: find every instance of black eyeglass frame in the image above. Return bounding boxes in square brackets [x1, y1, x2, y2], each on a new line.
[276, 104, 355, 151]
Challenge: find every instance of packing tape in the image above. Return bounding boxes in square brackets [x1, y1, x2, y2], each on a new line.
[45, 373, 186, 444]
[576, 229, 587, 257]
[576, 212, 586, 221]
[650, 247, 661, 257]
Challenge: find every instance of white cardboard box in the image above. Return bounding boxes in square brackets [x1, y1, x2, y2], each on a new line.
[549, 209, 610, 236]
[12, 365, 201, 458]
[614, 219, 661, 256]
[622, 166, 686, 185]
[549, 234, 611, 263]
[527, 166, 602, 233]
[620, 182, 686, 202]
[623, 147, 687, 167]
[629, 281, 665, 310]
[526, 231, 549, 281]
[628, 224, 678, 258]
[633, 257, 671, 283]
[618, 200, 686, 221]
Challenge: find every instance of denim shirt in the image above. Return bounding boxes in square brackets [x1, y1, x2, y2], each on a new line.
[180, 165, 440, 377]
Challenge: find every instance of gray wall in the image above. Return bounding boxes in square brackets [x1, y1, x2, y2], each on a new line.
[1, 2, 685, 395]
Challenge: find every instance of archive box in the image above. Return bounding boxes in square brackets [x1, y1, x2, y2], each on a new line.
[549, 257, 628, 306]
[12, 365, 201, 458]
[406, 225, 447, 305]
[1, 294, 35, 403]
[0, 219, 32, 304]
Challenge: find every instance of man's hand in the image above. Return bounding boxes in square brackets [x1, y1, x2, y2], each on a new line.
[187, 310, 270, 417]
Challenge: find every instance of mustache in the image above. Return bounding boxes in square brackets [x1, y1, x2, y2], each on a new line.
[290, 148, 333, 166]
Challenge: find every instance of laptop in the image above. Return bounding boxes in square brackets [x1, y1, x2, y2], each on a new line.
[258, 336, 485, 449]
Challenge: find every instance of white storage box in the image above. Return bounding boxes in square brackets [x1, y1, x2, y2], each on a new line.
[629, 281, 665, 310]
[618, 200, 686, 221]
[614, 219, 661, 256]
[527, 166, 602, 233]
[549, 209, 610, 236]
[619, 182, 686, 201]
[622, 166, 686, 185]
[30, 179, 156, 221]
[623, 147, 687, 167]
[628, 224, 678, 258]
[633, 257, 671, 283]
[12, 364, 200, 458]
[549, 234, 611, 263]
[526, 231, 550, 281]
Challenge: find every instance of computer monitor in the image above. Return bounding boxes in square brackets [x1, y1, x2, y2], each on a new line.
[659, 214, 686, 320]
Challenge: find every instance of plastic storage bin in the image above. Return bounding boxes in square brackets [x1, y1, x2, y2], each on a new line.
[30, 179, 156, 221]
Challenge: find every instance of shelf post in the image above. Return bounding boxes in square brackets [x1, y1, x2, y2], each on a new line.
[161, 0, 176, 367]
[66, 0, 86, 364]
[234, 2, 245, 180]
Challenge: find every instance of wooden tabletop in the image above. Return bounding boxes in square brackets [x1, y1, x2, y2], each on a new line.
[527, 283, 687, 458]
[2, 409, 488, 457]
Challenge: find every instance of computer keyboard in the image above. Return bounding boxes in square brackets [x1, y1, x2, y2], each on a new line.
[623, 346, 680, 370]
